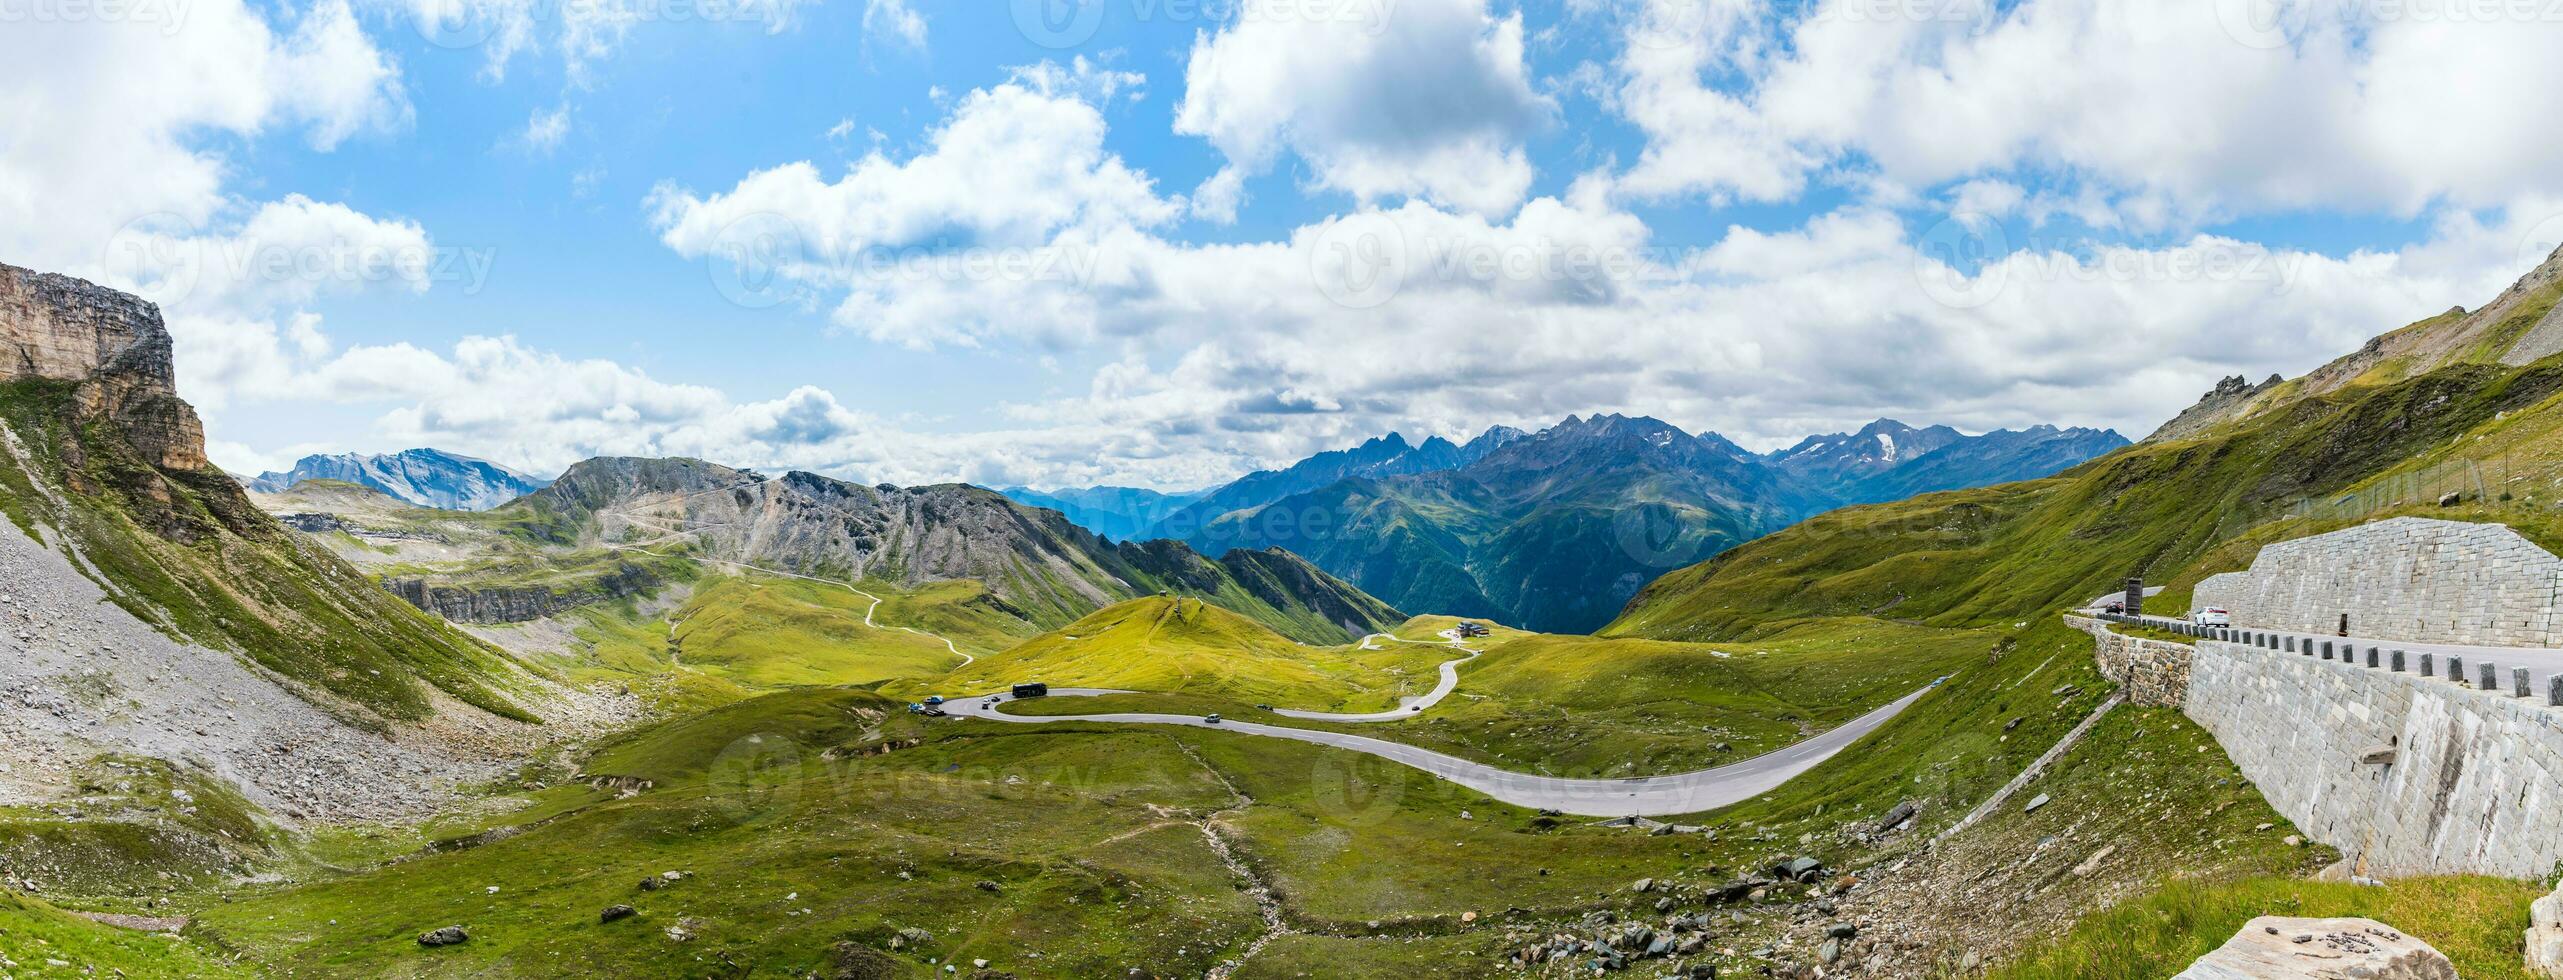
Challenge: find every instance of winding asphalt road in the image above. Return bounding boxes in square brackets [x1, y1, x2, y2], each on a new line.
[1269, 631, 1482, 723]
[941, 681, 1941, 817]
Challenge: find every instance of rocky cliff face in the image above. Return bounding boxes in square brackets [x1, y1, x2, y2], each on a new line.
[385, 562, 661, 625]
[0, 265, 531, 726]
[0, 264, 206, 471]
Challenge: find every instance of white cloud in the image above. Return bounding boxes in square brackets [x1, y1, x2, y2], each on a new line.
[1604, 0, 2563, 225]
[1175, 0, 1554, 217]
[517, 104, 571, 153]
[862, 0, 926, 49]
[0, 0, 411, 276]
[647, 70, 1182, 347]
[619, 53, 2563, 488]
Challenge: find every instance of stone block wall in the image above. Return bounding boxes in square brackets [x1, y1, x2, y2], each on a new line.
[2066, 615, 2192, 707]
[2191, 517, 2563, 647]
[2185, 639, 2563, 878]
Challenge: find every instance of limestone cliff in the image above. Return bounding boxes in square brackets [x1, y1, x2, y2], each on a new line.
[0, 264, 207, 471]
[0, 264, 531, 725]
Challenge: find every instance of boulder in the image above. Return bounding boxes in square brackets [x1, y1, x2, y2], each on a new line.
[600, 905, 637, 923]
[418, 926, 469, 947]
[2174, 917, 2453, 979]
[2528, 882, 2563, 977]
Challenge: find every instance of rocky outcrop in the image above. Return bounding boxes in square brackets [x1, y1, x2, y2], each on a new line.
[2174, 917, 2452, 979]
[385, 562, 661, 624]
[2146, 373, 2283, 443]
[0, 264, 206, 471]
[2529, 883, 2563, 977]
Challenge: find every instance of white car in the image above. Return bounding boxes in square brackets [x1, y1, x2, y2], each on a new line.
[2191, 608, 2233, 627]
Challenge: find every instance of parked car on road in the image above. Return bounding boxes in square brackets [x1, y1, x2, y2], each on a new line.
[2191, 608, 2232, 627]
[1204, 714, 1222, 724]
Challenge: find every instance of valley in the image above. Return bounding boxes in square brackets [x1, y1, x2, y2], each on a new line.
[8, 247, 2563, 980]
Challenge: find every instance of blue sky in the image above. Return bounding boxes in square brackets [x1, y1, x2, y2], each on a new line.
[7, 0, 2561, 489]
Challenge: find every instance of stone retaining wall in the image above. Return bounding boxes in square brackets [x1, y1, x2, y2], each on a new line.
[2185, 639, 2563, 878]
[2192, 517, 2563, 647]
[2066, 615, 2192, 707]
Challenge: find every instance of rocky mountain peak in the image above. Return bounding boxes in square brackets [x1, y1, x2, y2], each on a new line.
[0, 264, 205, 471]
[246, 448, 551, 511]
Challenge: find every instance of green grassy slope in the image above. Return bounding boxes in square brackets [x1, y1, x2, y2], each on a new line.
[191, 691, 1264, 978]
[944, 596, 1450, 711]
[0, 379, 533, 725]
[0, 892, 246, 977]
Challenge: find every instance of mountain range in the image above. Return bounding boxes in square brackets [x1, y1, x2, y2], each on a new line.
[1041, 414, 2124, 632]
[243, 448, 551, 510]
[520, 456, 1402, 644]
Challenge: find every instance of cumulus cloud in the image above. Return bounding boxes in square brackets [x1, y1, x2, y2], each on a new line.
[1603, 0, 2563, 225]
[611, 52, 2563, 488]
[0, 0, 411, 277]
[647, 69, 1182, 347]
[1175, 0, 1554, 217]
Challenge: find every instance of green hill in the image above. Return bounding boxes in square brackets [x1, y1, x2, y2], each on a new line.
[950, 596, 1449, 711]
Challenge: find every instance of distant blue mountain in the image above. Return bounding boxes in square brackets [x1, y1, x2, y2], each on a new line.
[244, 448, 551, 511]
